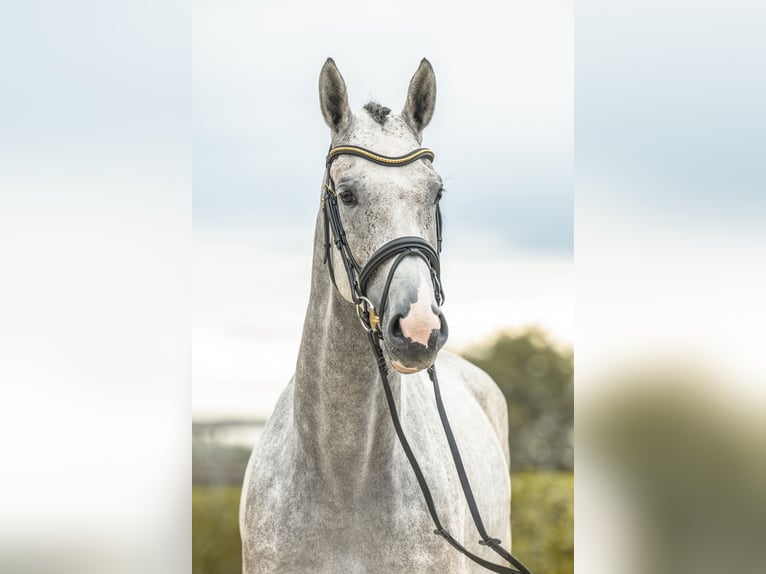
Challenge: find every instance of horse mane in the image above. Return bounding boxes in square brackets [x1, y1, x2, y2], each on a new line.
[363, 100, 391, 125]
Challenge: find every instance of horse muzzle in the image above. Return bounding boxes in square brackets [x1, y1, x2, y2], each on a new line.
[383, 301, 448, 374]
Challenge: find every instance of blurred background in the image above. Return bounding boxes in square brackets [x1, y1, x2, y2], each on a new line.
[193, 1, 573, 573]
[576, 2, 766, 574]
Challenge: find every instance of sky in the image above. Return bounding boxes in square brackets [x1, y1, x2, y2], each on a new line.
[192, 0, 574, 418]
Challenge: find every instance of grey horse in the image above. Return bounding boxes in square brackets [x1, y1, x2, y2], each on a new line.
[241, 58, 512, 573]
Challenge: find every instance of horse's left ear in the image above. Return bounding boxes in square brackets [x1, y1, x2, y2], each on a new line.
[403, 58, 437, 140]
[319, 58, 351, 134]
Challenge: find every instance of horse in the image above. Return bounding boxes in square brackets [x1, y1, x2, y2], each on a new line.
[240, 58, 513, 573]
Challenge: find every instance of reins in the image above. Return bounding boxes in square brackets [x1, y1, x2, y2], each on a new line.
[322, 145, 532, 574]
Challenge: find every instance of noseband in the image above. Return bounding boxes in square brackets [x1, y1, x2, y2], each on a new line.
[322, 145, 444, 333]
[321, 145, 532, 574]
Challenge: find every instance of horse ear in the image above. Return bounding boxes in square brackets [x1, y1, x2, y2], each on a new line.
[319, 58, 351, 134]
[403, 58, 437, 139]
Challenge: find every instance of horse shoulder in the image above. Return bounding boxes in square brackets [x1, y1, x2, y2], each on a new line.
[436, 350, 510, 467]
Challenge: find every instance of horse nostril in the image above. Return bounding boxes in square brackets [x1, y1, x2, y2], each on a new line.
[390, 314, 404, 339]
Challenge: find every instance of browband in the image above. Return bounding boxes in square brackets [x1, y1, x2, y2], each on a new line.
[326, 145, 435, 167]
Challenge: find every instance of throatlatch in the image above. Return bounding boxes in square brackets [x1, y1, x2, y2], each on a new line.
[322, 144, 532, 574]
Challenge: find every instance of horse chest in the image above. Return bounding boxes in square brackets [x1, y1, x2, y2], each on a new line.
[242, 386, 506, 574]
[244, 464, 468, 573]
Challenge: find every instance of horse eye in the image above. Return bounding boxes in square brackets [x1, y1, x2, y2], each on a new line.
[436, 186, 445, 203]
[338, 190, 356, 205]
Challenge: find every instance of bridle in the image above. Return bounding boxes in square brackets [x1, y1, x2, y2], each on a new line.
[322, 145, 533, 574]
[322, 145, 444, 333]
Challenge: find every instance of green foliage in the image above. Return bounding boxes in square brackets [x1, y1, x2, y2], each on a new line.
[462, 327, 573, 470]
[586, 376, 766, 574]
[512, 471, 574, 574]
[193, 486, 242, 574]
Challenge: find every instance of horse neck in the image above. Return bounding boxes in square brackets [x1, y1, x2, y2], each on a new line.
[293, 211, 400, 491]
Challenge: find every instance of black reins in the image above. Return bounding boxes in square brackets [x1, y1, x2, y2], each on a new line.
[322, 145, 532, 574]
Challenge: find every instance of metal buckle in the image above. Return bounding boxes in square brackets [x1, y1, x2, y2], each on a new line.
[355, 296, 380, 333]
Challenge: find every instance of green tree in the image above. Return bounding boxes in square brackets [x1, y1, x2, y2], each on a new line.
[462, 327, 573, 471]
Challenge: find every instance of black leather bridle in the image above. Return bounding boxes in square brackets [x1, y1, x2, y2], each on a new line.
[322, 145, 532, 574]
[322, 145, 444, 333]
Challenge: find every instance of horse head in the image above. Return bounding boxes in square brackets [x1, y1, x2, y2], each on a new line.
[319, 58, 448, 374]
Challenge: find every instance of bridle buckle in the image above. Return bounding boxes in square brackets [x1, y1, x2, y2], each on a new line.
[355, 296, 380, 333]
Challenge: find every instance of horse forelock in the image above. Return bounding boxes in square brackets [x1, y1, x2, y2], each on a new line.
[363, 101, 391, 125]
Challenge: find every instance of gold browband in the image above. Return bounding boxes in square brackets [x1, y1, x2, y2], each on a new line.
[327, 146, 435, 166]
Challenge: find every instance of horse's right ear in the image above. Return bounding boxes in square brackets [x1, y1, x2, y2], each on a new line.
[319, 58, 351, 134]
